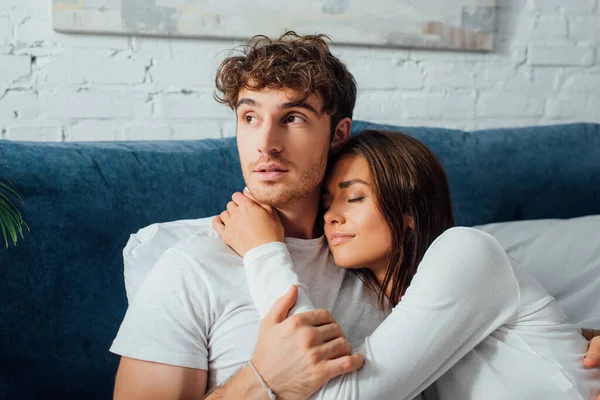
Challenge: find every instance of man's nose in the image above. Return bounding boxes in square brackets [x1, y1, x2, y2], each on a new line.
[257, 120, 283, 155]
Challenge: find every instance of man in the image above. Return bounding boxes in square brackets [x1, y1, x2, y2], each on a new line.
[110, 32, 600, 399]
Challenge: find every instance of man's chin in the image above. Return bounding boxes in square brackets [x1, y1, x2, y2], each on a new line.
[251, 192, 291, 207]
[247, 185, 294, 207]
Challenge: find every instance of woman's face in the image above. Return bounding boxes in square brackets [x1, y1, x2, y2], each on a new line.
[322, 154, 392, 277]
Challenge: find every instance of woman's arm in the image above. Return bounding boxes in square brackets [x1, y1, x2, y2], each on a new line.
[243, 228, 520, 400]
[243, 242, 316, 318]
[216, 193, 599, 399]
[213, 191, 319, 318]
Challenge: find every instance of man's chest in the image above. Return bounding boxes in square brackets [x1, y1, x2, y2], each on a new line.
[203, 277, 387, 390]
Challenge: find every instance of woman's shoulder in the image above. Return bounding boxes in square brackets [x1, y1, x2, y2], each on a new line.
[424, 226, 511, 275]
[410, 226, 519, 313]
[431, 226, 503, 251]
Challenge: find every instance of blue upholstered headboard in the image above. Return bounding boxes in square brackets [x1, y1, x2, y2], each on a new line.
[353, 121, 600, 226]
[0, 122, 598, 399]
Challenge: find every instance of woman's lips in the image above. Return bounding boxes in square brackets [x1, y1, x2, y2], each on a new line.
[329, 233, 355, 246]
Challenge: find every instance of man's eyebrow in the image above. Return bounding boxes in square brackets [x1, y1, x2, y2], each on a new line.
[280, 101, 320, 116]
[339, 179, 369, 189]
[236, 98, 258, 108]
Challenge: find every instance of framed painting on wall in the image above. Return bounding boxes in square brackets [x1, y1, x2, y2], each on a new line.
[52, 0, 496, 51]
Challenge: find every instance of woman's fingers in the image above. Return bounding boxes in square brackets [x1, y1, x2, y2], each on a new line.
[584, 336, 600, 368]
[226, 200, 237, 215]
[232, 191, 251, 207]
[220, 210, 230, 223]
[236, 189, 275, 213]
[212, 216, 224, 236]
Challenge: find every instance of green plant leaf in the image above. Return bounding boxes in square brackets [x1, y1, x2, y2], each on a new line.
[0, 197, 27, 237]
[0, 215, 9, 248]
[0, 195, 22, 223]
[0, 177, 27, 247]
[0, 180, 24, 203]
[0, 208, 18, 247]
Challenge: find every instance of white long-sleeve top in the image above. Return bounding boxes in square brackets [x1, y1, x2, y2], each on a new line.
[244, 227, 599, 400]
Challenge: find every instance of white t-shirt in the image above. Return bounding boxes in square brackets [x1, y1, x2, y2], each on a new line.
[243, 227, 600, 400]
[109, 219, 388, 392]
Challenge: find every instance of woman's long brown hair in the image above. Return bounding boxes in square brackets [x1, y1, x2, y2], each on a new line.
[336, 130, 455, 310]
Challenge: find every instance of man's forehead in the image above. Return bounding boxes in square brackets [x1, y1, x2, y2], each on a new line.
[237, 87, 324, 112]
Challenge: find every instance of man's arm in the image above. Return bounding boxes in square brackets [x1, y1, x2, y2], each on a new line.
[113, 353, 296, 400]
[205, 366, 280, 399]
[114, 357, 207, 399]
[111, 248, 214, 400]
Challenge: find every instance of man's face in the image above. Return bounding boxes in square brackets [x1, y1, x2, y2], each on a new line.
[235, 87, 332, 207]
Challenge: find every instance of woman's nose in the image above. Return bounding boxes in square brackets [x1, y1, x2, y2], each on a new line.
[324, 208, 343, 225]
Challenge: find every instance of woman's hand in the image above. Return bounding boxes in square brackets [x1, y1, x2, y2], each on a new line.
[213, 191, 284, 257]
[582, 334, 600, 400]
[584, 335, 600, 367]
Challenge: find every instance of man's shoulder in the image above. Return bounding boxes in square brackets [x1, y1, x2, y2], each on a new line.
[163, 223, 245, 285]
[123, 216, 240, 302]
[127, 216, 229, 261]
[136, 226, 244, 302]
[170, 222, 238, 264]
[133, 216, 217, 243]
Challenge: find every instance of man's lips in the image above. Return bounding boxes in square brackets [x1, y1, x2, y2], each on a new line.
[255, 162, 288, 172]
[255, 171, 287, 180]
[254, 163, 289, 180]
[329, 232, 355, 246]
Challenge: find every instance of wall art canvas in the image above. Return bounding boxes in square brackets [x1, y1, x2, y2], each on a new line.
[52, 0, 496, 51]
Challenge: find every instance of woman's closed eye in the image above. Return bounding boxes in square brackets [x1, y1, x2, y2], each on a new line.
[348, 196, 365, 203]
[322, 195, 364, 210]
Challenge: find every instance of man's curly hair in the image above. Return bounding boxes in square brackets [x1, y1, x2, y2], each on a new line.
[214, 31, 357, 133]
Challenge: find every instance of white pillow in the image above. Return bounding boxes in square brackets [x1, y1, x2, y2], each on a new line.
[123, 215, 600, 328]
[474, 214, 600, 329]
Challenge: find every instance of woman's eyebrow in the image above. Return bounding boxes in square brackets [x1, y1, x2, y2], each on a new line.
[323, 179, 369, 195]
[338, 179, 369, 189]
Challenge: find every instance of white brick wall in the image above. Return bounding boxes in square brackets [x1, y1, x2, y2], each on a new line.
[1, 0, 599, 141]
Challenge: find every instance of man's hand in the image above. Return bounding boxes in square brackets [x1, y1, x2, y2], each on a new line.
[213, 191, 284, 257]
[251, 285, 363, 400]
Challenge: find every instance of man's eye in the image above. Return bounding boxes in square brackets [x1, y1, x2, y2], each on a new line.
[285, 115, 303, 124]
[243, 115, 257, 124]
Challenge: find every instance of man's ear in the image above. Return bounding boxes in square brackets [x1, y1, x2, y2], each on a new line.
[330, 117, 352, 153]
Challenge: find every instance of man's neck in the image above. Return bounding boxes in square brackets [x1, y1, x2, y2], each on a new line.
[276, 192, 322, 239]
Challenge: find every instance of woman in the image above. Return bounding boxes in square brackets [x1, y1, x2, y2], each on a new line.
[216, 130, 598, 399]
